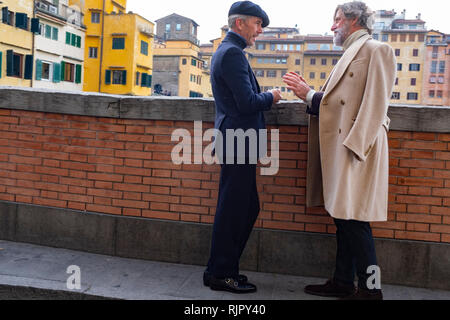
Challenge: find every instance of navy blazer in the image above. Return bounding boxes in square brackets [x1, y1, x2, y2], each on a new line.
[211, 31, 273, 134]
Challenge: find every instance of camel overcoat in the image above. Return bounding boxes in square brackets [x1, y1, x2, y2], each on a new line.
[306, 34, 396, 222]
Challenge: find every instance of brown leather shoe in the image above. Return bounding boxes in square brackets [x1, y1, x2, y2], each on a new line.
[340, 288, 383, 300]
[304, 279, 356, 298]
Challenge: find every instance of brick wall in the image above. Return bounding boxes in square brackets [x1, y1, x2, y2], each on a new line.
[0, 107, 448, 243]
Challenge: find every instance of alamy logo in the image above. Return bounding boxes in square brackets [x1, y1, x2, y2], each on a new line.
[171, 121, 280, 176]
[366, 265, 381, 290]
[66, 265, 81, 290]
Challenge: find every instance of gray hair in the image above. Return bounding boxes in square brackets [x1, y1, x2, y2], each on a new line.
[228, 14, 251, 29]
[335, 1, 374, 34]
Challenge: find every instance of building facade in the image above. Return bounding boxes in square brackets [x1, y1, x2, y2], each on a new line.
[0, 0, 38, 87]
[81, 0, 154, 96]
[422, 30, 449, 106]
[152, 13, 210, 97]
[33, 0, 86, 91]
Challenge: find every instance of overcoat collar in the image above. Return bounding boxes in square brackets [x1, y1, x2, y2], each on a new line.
[224, 31, 248, 50]
[323, 33, 372, 96]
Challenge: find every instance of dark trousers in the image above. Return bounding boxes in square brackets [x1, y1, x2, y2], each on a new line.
[333, 218, 378, 290]
[206, 163, 260, 278]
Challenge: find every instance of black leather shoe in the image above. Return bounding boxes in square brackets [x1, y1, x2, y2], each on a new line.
[304, 279, 356, 298]
[203, 271, 248, 287]
[209, 276, 257, 294]
[340, 288, 383, 300]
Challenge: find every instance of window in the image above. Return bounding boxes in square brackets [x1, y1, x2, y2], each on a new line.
[437, 90, 443, 98]
[191, 59, 197, 67]
[408, 34, 415, 42]
[307, 43, 318, 50]
[182, 58, 187, 65]
[66, 32, 81, 48]
[332, 58, 338, 65]
[41, 61, 51, 81]
[254, 70, 264, 77]
[373, 34, 379, 40]
[400, 34, 406, 42]
[295, 59, 300, 65]
[266, 70, 277, 77]
[141, 41, 148, 55]
[418, 34, 425, 42]
[429, 90, 435, 98]
[438, 76, 444, 84]
[89, 47, 98, 58]
[62, 62, 75, 82]
[112, 70, 126, 84]
[411, 78, 416, 86]
[45, 25, 52, 38]
[310, 58, 316, 65]
[192, 26, 195, 35]
[112, 37, 125, 49]
[309, 72, 315, 79]
[165, 23, 170, 32]
[395, 49, 400, 56]
[397, 63, 402, 71]
[321, 59, 327, 65]
[320, 72, 326, 79]
[391, 92, 400, 100]
[429, 76, 436, 83]
[412, 49, 418, 57]
[395, 78, 398, 85]
[176, 23, 181, 31]
[382, 34, 389, 42]
[409, 64, 420, 71]
[91, 12, 100, 23]
[52, 27, 58, 41]
[431, 61, 437, 73]
[391, 34, 397, 42]
[270, 44, 276, 51]
[319, 44, 329, 50]
[439, 61, 445, 73]
[407, 92, 418, 100]
[6, 51, 23, 78]
[136, 72, 140, 86]
[256, 43, 265, 50]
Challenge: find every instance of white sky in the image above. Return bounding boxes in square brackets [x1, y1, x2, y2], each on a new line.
[127, 0, 450, 44]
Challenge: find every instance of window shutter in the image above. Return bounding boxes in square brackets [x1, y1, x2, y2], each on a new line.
[52, 27, 58, 40]
[35, 59, 42, 81]
[75, 64, 82, 84]
[15, 13, 27, 29]
[24, 55, 33, 80]
[141, 73, 147, 87]
[71, 33, 76, 46]
[6, 50, 13, 76]
[45, 25, 52, 38]
[53, 62, 61, 83]
[105, 70, 111, 84]
[60, 61, 65, 81]
[77, 36, 81, 48]
[65, 32, 71, 44]
[31, 18, 40, 33]
[121, 70, 127, 85]
[1, 7, 8, 24]
[0, 51, 2, 78]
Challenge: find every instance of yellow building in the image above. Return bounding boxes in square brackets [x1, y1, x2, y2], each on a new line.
[79, 0, 154, 95]
[152, 13, 210, 97]
[0, 0, 38, 87]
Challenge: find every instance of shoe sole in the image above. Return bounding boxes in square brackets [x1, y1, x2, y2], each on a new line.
[304, 288, 354, 298]
[210, 284, 257, 294]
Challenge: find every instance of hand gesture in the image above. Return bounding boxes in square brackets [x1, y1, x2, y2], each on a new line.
[282, 72, 311, 101]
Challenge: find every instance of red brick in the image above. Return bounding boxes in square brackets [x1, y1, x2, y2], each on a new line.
[181, 214, 201, 223]
[407, 204, 430, 214]
[34, 197, 67, 208]
[60, 177, 95, 188]
[7, 186, 40, 197]
[89, 123, 125, 132]
[59, 193, 93, 203]
[262, 220, 304, 232]
[372, 228, 394, 239]
[0, 116, 19, 124]
[399, 159, 445, 169]
[86, 204, 121, 215]
[402, 140, 447, 151]
[431, 206, 450, 216]
[264, 203, 305, 214]
[116, 133, 153, 143]
[398, 177, 443, 187]
[390, 150, 411, 158]
[142, 210, 180, 221]
[150, 202, 170, 211]
[434, 170, 450, 179]
[388, 131, 412, 139]
[410, 168, 433, 177]
[438, 133, 450, 142]
[305, 224, 327, 233]
[264, 185, 305, 196]
[406, 222, 429, 232]
[408, 186, 431, 196]
[115, 150, 151, 160]
[94, 197, 111, 205]
[411, 151, 434, 159]
[395, 230, 440, 242]
[171, 187, 210, 198]
[412, 132, 436, 141]
[87, 188, 122, 198]
[397, 213, 442, 224]
[436, 152, 450, 160]
[430, 225, 450, 234]
[112, 199, 149, 209]
[123, 208, 141, 217]
[87, 172, 123, 182]
[68, 202, 86, 211]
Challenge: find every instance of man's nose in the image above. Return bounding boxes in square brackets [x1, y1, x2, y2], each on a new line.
[331, 23, 337, 32]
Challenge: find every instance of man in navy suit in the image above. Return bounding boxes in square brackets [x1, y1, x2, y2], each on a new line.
[203, 1, 282, 294]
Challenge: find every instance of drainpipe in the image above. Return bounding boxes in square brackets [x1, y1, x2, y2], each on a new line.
[31, 0, 36, 88]
[98, 0, 106, 92]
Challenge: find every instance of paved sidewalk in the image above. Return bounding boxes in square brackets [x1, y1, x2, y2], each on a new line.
[0, 240, 449, 300]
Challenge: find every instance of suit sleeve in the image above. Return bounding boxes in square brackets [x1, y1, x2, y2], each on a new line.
[342, 44, 396, 161]
[306, 92, 324, 116]
[221, 47, 274, 114]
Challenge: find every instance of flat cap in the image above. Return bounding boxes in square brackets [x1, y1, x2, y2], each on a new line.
[228, 1, 270, 28]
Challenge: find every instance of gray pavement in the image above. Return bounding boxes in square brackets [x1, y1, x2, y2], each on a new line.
[0, 240, 449, 300]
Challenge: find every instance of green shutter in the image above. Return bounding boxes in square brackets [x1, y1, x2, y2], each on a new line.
[66, 32, 71, 44]
[45, 25, 52, 39]
[0, 51, 2, 78]
[147, 74, 152, 88]
[52, 27, 58, 41]
[31, 18, 40, 33]
[76, 36, 81, 48]
[24, 55, 33, 80]
[35, 59, 42, 81]
[105, 70, 111, 84]
[75, 64, 82, 84]
[121, 70, 127, 85]
[60, 61, 65, 81]
[6, 50, 13, 76]
[71, 33, 76, 46]
[1, 7, 8, 24]
[53, 62, 61, 83]
[141, 73, 147, 87]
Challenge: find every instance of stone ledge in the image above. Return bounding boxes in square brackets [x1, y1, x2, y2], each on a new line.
[1, 201, 449, 290]
[1, 86, 449, 132]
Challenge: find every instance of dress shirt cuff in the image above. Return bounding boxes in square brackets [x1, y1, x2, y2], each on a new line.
[306, 89, 316, 105]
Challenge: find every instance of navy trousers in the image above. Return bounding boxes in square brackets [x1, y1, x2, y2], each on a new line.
[207, 163, 260, 278]
[333, 218, 378, 290]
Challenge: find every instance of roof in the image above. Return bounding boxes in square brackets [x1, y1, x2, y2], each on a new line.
[393, 19, 425, 24]
[155, 13, 199, 27]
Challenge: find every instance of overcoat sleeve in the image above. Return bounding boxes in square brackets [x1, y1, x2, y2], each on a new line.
[221, 47, 274, 114]
[342, 44, 396, 162]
